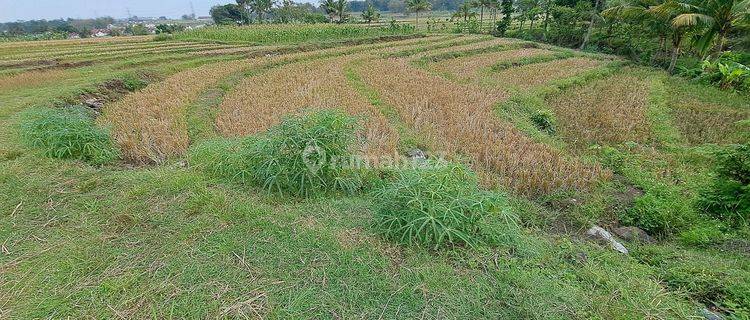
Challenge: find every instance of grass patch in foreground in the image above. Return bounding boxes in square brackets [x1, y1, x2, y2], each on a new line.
[373, 161, 519, 249]
[19, 106, 118, 165]
[190, 109, 363, 197]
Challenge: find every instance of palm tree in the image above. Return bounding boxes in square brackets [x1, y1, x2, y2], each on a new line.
[362, 2, 381, 24]
[476, 0, 496, 31]
[580, 0, 605, 49]
[407, 0, 432, 27]
[605, 0, 689, 73]
[321, 0, 338, 22]
[453, 1, 476, 21]
[668, 0, 749, 55]
[235, 0, 252, 24]
[249, 0, 275, 22]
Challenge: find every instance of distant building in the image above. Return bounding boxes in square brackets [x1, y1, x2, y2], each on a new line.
[91, 29, 110, 37]
[68, 33, 81, 39]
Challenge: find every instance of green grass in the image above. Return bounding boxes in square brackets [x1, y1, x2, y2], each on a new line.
[2, 32, 750, 319]
[373, 161, 518, 249]
[190, 110, 363, 197]
[172, 24, 419, 45]
[18, 106, 119, 165]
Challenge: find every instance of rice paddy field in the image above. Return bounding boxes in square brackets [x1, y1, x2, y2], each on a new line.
[1, 27, 749, 319]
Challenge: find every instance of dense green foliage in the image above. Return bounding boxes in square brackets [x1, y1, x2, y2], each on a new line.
[699, 143, 750, 226]
[191, 110, 362, 197]
[373, 161, 517, 249]
[19, 107, 119, 165]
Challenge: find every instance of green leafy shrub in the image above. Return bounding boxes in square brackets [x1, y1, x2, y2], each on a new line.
[373, 161, 517, 249]
[530, 110, 556, 135]
[699, 143, 750, 227]
[190, 109, 362, 197]
[620, 184, 698, 236]
[188, 137, 255, 183]
[681, 52, 750, 92]
[20, 107, 119, 165]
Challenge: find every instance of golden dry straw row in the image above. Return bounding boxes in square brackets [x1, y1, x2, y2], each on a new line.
[373, 35, 477, 55]
[409, 37, 522, 59]
[670, 98, 749, 145]
[356, 57, 607, 196]
[0, 35, 153, 51]
[216, 55, 399, 158]
[426, 48, 557, 81]
[102, 39, 422, 164]
[1, 43, 234, 65]
[549, 74, 654, 147]
[0, 69, 71, 92]
[0, 40, 215, 60]
[490, 57, 603, 89]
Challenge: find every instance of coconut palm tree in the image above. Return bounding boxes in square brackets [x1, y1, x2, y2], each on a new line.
[476, 0, 496, 31]
[321, 0, 347, 22]
[605, 0, 690, 73]
[453, 1, 477, 21]
[321, 0, 336, 22]
[667, 0, 749, 55]
[362, 2, 381, 24]
[407, 0, 432, 27]
[580, 0, 605, 49]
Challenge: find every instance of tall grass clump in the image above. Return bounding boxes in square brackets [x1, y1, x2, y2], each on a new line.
[20, 107, 119, 165]
[699, 143, 750, 227]
[191, 109, 362, 197]
[373, 161, 518, 249]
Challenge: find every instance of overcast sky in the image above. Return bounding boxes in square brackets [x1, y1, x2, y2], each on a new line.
[0, 0, 315, 23]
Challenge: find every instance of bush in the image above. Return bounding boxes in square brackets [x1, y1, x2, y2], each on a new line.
[699, 143, 750, 227]
[620, 184, 698, 236]
[190, 109, 362, 197]
[530, 110, 556, 135]
[372, 161, 517, 249]
[19, 107, 119, 165]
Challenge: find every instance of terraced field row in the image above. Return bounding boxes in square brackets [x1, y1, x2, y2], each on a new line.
[20, 33, 739, 198]
[102, 34, 617, 196]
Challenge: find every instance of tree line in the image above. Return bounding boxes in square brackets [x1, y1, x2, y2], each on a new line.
[0, 18, 116, 37]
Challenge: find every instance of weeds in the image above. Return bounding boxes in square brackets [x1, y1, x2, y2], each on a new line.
[19, 106, 119, 164]
[192, 110, 362, 197]
[698, 143, 750, 227]
[373, 161, 517, 249]
[530, 110, 556, 135]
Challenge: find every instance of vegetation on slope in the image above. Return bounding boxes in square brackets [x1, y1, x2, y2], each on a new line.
[0, 31, 748, 319]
